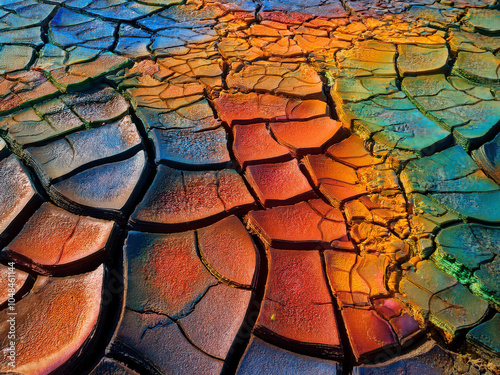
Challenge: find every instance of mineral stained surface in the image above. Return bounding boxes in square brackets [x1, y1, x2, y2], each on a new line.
[1, 0, 500, 374]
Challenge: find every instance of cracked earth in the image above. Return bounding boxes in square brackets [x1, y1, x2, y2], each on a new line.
[1, 0, 500, 374]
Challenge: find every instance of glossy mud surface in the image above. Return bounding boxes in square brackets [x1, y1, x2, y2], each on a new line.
[1, 0, 500, 374]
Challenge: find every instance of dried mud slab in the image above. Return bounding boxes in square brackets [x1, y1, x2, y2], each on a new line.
[255, 248, 343, 358]
[0, 266, 105, 374]
[3, 203, 117, 275]
[1, 0, 500, 373]
[0, 155, 40, 240]
[130, 165, 255, 230]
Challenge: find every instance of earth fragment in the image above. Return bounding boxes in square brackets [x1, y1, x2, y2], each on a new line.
[0, 0, 500, 374]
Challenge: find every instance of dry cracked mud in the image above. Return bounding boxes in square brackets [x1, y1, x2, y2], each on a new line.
[1, 0, 500, 374]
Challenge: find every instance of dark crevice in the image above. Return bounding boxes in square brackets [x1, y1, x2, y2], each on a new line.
[321, 72, 339, 121]
[52, 252, 125, 375]
[77, 230, 127, 375]
[0, 264, 36, 311]
[116, 93, 159, 220]
[253, 325, 344, 360]
[443, 28, 458, 77]
[175, 320, 227, 362]
[394, 44, 402, 84]
[47, 144, 145, 184]
[221, 233, 268, 375]
[156, 157, 233, 171]
[467, 119, 500, 153]
[339, 0, 356, 16]
[209, 98, 264, 209]
[194, 229, 252, 290]
[320, 251, 354, 374]
[110, 21, 121, 53]
[220, 60, 231, 91]
[39, 5, 60, 46]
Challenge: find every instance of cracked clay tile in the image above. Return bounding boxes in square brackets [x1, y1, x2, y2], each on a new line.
[197, 215, 258, 287]
[151, 126, 231, 169]
[113, 309, 224, 374]
[245, 199, 347, 249]
[255, 248, 342, 357]
[232, 123, 291, 168]
[3, 202, 116, 274]
[237, 336, 341, 374]
[130, 165, 254, 230]
[124, 230, 217, 319]
[180, 283, 252, 359]
[52, 150, 146, 213]
[467, 313, 500, 359]
[245, 159, 315, 207]
[213, 92, 328, 126]
[0, 266, 104, 374]
[270, 117, 343, 156]
[397, 44, 448, 76]
[0, 155, 39, 239]
[342, 307, 398, 362]
[26, 116, 142, 182]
